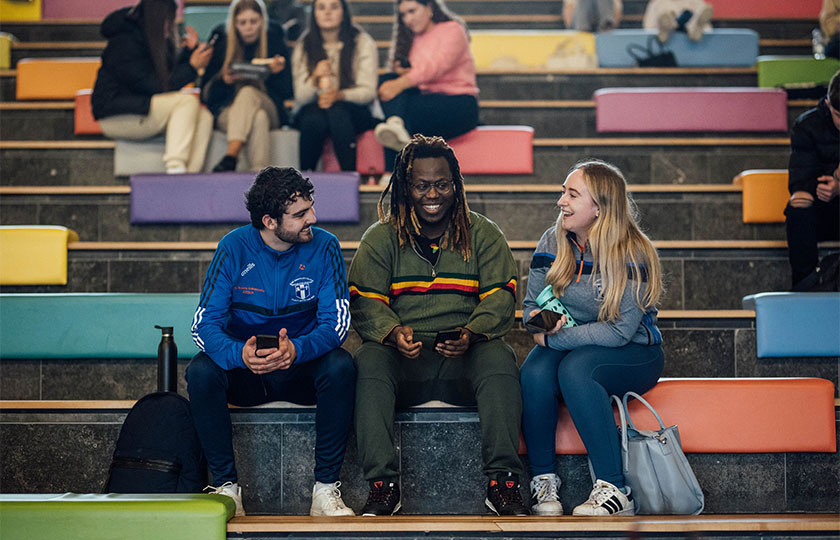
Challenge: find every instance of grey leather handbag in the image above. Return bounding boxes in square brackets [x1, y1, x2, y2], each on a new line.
[615, 391, 705, 515]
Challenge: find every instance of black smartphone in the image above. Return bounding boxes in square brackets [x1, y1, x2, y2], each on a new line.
[525, 310, 560, 331]
[256, 334, 278, 355]
[207, 33, 219, 47]
[434, 329, 462, 345]
[395, 55, 411, 69]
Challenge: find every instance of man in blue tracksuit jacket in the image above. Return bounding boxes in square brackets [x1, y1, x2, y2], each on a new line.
[187, 167, 356, 517]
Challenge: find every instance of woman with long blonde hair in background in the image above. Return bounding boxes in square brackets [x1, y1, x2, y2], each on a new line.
[520, 159, 664, 517]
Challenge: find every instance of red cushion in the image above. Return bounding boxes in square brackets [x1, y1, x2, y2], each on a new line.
[449, 126, 534, 175]
[706, 0, 821, 19]
[74, 89, 102, 136]
[321, 130, 385, 175]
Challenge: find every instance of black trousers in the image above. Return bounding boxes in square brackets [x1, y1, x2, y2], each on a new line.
[785, 198, 840, 287]
[294, 101, 377, 171]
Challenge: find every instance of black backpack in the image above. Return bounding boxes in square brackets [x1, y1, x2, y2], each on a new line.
[105, 392, 206, 493]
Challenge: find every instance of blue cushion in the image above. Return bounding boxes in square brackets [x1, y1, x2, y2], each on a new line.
[596, 29, 759, 67]
[742, 292, 840, 357]
[130, 171, 360, 224]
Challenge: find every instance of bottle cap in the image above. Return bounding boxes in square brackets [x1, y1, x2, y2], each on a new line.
[155, 325, 174, 335]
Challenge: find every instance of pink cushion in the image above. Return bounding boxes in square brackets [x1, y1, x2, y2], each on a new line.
[321, 130, 385, 176]
[595, 88, 788, 133]
[705, 0, 821, 19]
[42, 0, 183, 19]
[448, 126, 534, 175]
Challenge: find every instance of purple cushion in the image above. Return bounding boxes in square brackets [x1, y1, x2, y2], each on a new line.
[594, 88, 789, 132]
[130, 172, 360, 224]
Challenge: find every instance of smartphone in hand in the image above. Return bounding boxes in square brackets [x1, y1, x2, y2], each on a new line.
[434, 329, 462, 345]
[256, 334, 278, 356]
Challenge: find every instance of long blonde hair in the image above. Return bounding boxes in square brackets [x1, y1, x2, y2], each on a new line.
[223, 0, 269, 69]
[544, 160, 662, 322]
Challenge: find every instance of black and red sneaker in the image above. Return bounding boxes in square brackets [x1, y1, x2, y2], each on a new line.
[485, 472, 529, 516]
[361, 478, 402, 516]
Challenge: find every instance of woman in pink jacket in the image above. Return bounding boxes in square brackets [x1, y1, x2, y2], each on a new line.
[374, 0, 478, 167]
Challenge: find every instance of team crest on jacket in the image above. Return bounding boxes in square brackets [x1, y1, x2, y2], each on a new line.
[290, 277, 314, 301]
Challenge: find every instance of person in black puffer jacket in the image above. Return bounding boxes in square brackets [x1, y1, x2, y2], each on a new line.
[200, 0, 293, 172]
[92, 0, 215, 173]
[785, 70, 840, 289]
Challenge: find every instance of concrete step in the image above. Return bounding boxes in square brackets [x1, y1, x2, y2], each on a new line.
[0, 185, 786, 245]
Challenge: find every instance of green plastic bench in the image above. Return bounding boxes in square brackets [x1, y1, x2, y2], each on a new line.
[0, 493, 234, 540]
[0, 293, 201, 359]
[757, 55, 840, 89]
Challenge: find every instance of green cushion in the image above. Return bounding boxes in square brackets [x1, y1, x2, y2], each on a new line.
[0, 293, 201, 359]
[183, 6, 228, 42]
[757, 55, 840, 88]
[0, 494, 234, 540]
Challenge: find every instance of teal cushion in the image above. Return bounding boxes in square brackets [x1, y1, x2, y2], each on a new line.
[0, 293, 201, 359]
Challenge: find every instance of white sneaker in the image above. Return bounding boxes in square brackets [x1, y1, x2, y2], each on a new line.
[166, 165, 187, 174]
[686, 4, 713, 41]
[207, 481, 245, 517]
[572, 479, 635, 516]
[529, 473, 563, 516]
[310, 481, 355, 516]
[374, 116, 411, 151]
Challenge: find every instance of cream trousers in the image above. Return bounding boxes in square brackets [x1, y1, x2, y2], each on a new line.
[98, 91, 213, 172]
[217, 85, 279, 170]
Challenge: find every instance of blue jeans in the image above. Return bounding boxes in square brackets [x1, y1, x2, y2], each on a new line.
[520, 343, 663, 487]
[186, 348, 356, 484]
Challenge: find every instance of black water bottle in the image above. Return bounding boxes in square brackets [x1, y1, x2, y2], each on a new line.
[155, 325, 178, 393]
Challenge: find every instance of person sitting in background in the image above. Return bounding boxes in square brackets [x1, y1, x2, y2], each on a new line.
[92, 0, 214, 174]
[820, 0, 840, 59]
[642, 0, 713, 42]
[373, 0, 478, 170]
[563, 0, 623, 32]
[785, 71, 840, 290]
[520, 160, 664, 517]
[292, 0, 379, 172]
[201, 0, 293, 172]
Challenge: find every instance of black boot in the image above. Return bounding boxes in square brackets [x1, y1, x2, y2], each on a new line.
[213, 155, 237, 172]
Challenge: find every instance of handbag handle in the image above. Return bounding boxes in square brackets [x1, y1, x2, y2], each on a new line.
[612, 394, 630, 456]
[622, 391, 667, 432]
[625, 42, 649, 64]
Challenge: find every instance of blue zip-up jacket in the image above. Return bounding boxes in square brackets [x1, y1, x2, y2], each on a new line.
[523, 225, 662, 349]
[192, 225, 350, 370]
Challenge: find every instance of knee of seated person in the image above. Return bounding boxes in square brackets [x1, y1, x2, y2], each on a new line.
[234, 85, 262, 104]
[353, 342, 397, 373]
[555, 347, 598, 385]
[319, 348, 356, 379]
[185, 353, 225, 388]
[470, 341, 518, 378]
[520, 350, 559, 389]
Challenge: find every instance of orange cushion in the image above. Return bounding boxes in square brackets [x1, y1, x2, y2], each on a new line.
[74, 89, 101, 135]
[17, 58, 101, 100]
[519, 377, 836, 454]
[733, 169, 789, 223]
[321, 129, 385, 176]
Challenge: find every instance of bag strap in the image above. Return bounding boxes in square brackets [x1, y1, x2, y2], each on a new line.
[647, 34, 669, 55]
[622, 391, 667, 432]
[626, 42, 649, 63]
[612, 394, 629, 455]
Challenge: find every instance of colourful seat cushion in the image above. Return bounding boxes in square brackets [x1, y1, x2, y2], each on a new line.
[757, 55, 840, 89]
[0, 293, 201, 359]
[0, 0, 41, 21]
[595, 88, 788, 132]
[706, 0, 822, 19]
[0, 226, 78, 285]
[0, 32, 14, 70]
[0, 493, 233, 540]
[470, 30, 596, 69]
[743, 292, 840, 357]
[74, 89, 101, 135]
[321, 129, 385, 175]
[16, 58, 101, 100]
[596, 29, 759, 67]
[448, 126, 534, 175]
[130, 171, 360, 223]
[520, 377, 836, 454]
[733, 169, 789, 223]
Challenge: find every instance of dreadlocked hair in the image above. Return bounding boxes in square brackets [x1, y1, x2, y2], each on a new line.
[377, 134, 472, 261]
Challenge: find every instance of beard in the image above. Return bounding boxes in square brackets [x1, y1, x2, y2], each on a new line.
[274, 225, 313, 245]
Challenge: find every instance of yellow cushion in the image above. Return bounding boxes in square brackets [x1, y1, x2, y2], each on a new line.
[470, 30, 596, 69]
[0, 226, 79, 285]
[0, 0, 41, 21]
[16, 58, 101, 100]
[733, 169, 789, 223]
[0, 33, 14, 70]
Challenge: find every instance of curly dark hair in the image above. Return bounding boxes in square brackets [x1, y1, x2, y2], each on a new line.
[378, 134, 472, 260]
[245, 166, 314, 229]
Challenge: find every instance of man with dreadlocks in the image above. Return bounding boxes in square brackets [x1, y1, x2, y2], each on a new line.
[348, 134, 528, 516]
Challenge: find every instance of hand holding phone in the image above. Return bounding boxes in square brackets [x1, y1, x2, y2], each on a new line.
[256, 334, 278, 356]
[434, 329, 462, 345]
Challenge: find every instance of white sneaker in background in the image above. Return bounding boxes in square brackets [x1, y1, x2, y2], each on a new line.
[165, 165, 187, 174]
[206, 481, 245, 517]
[310, 481, 355, 516]
[374, 116, 411, 151]
[529, 473, 564, 516]
[686, 4, 713, 41]
[572, 479, 635, 516]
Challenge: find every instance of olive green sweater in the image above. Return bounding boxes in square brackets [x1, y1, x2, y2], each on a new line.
[348, 212, 517, 344]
